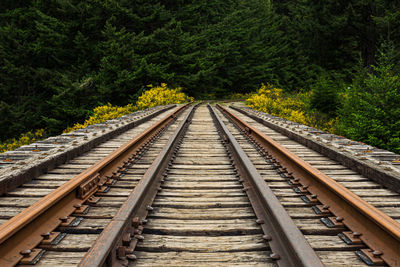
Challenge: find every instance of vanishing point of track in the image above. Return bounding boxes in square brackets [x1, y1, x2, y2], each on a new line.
[0, 103, 399, 266]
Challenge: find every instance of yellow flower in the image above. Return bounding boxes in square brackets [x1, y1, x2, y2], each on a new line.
[246, 83, 336, 134]
[0, 129, 46, 153]
[64, 83, 193, 134]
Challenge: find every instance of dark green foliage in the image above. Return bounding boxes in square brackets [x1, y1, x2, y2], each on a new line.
[337, 50, 400, 153]
[1, 0, 400, 154]
[310, 75, 340, 117]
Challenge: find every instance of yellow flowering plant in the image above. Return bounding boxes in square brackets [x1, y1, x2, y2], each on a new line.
[1, 84, 193, 153]
[246, 83, 336, 133]
[135, 83, 193, 110]
[65, 83, 193, 133]
[64, 103, 136, 132]
[0, 129, 45, 153]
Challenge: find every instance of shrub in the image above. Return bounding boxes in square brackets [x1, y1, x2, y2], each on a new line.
[246, 83, 308, 124]
[246, 83, 336, 132]
[65, 83, 193, 133]
[0, 129, 45, 153]
[135, 83, 193, 110]
[337, 53, 400, 153]
[310, 75, 340, 117]
[64, 104, 135, 132]
[1, 83, 193, 153]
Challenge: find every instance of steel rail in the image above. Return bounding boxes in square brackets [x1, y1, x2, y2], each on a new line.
[79, 104, 198, 267]
[217, 104, 400, 266]
[209, 105, 323, 267]
[0, 104, 176, 195]
[0, 104, 189, 266]
[230, 105, 400, 195]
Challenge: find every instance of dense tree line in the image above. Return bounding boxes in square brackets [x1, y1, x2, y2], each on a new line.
[1, 1, 399, 146]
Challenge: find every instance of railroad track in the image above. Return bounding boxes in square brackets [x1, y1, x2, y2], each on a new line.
[0, 103, 399, 266]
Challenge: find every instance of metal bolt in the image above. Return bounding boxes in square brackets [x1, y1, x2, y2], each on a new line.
[135, 235, 145, 240]
[322, 205, 329, 210]
[141, 219, 148, 224]
[125, 248, 134, 254]
[335, 217, 344, 222]
[372, 250, 383, 257]
[20, 250, 32, 257]
[263, 235, 272, 241]
[256, 219, 264, 224]
[73, 204, 82, 209]
[126, 254, 137, 261]
[270, 253, 280, 260]
[41, 232, 51, 239]
[59, 216, 69, 223]
[310, 195, 318, 199]
[146, 206, 153, 211]
[352, 232, 362, 237]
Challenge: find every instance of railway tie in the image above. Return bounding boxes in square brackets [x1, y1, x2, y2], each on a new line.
[0, 103, 399, 266]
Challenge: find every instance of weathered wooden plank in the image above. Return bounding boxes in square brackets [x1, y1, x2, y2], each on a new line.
[132, 251, 275, 266]
[40, 234, 97, 251]
[137, 234, 269, 252]
[20, 251, 87, 267]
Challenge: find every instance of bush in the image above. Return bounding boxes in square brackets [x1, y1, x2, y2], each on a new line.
[64, 104, 136, 133]
[246, 83, 336, 132]
[337, 53, 400, 153]
[65, 83, 193, 133]
[1, 83, 193, 153]
[135, 83, 193, 110]
[0, 129, 45, 153]
[310, 75, 340, 117]
[246, 83, 308, 125]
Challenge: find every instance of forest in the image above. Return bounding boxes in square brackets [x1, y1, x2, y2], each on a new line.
[1, 0, 400, 153]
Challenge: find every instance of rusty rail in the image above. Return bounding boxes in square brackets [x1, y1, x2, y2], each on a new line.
[230, 105, 400, 195]
[0, 104, 176, 195]
[0, 104, 189, 266]
[217, 104, 400, 266]
[79, 104, 198, 267]
[209, 105, 323, 267]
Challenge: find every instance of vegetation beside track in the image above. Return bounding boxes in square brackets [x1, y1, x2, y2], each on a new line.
[247, 55, 400, 154]
[1, 1, 399, 154]
[0, 84, 192, 153]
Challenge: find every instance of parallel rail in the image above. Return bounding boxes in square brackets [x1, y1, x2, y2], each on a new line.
[79, 104, 324, 267]
[0, 104, 189, 266]
[0, 102, 399, 266]
[79, 104, 198, 266]
[209, 105, 323, 266]
[217, 103, 400, 266]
